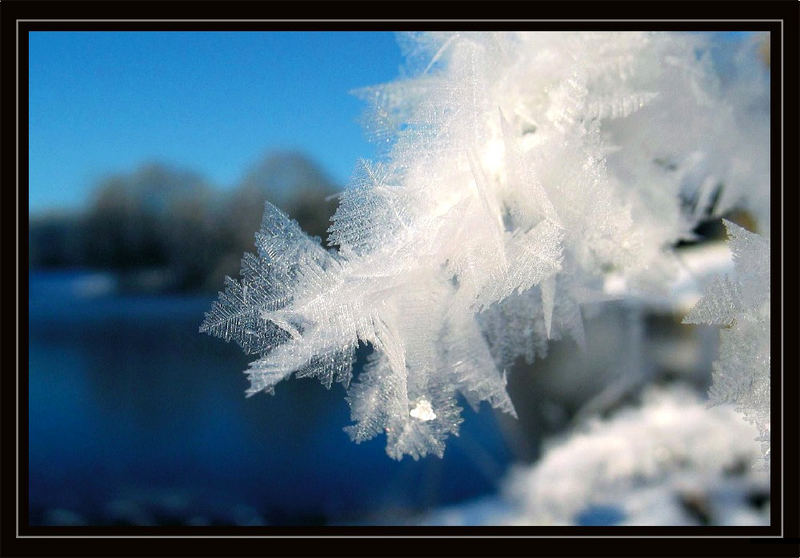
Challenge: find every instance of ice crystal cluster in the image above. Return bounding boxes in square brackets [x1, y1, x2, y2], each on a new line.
[201, 32, 769, 459]
[683, 220, 771, 466]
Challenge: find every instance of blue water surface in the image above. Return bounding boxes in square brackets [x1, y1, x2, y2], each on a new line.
[28, 270, 513, 526]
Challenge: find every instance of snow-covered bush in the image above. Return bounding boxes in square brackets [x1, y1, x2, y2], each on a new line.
[201, 32, 770, 462]
[419, 386, 769, 526]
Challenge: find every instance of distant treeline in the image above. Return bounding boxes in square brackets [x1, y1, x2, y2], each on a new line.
[29, 151, 340, 293]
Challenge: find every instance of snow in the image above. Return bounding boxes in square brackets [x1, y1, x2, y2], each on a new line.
[416, 386, 769, 526]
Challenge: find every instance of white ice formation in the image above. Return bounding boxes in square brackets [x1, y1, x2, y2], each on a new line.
[202, 32, 770, 459]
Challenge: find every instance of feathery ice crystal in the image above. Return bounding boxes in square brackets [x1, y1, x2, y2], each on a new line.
[201, 32, 770, 459]
[683, 220, 771, 467]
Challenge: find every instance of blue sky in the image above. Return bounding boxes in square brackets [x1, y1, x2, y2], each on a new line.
[28, 31, 405, 214]
[28, 31, 759, 215]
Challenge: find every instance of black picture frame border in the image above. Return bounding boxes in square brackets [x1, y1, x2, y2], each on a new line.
[3, 1, 797, 556]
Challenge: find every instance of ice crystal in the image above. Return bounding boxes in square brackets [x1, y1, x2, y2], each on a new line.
[202, 32, 769, 459]
[683, 220, 770, 466]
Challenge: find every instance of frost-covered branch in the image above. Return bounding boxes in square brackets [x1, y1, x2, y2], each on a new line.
[202, 32, 769, 460]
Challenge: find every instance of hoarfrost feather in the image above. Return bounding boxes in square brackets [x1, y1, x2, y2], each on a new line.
[683, 220, 770, 466]
[203, 32, 770, 460]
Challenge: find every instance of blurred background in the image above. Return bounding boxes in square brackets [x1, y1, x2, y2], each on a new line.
[29, 31, 518, 526]
[28, 31, 769, 527]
